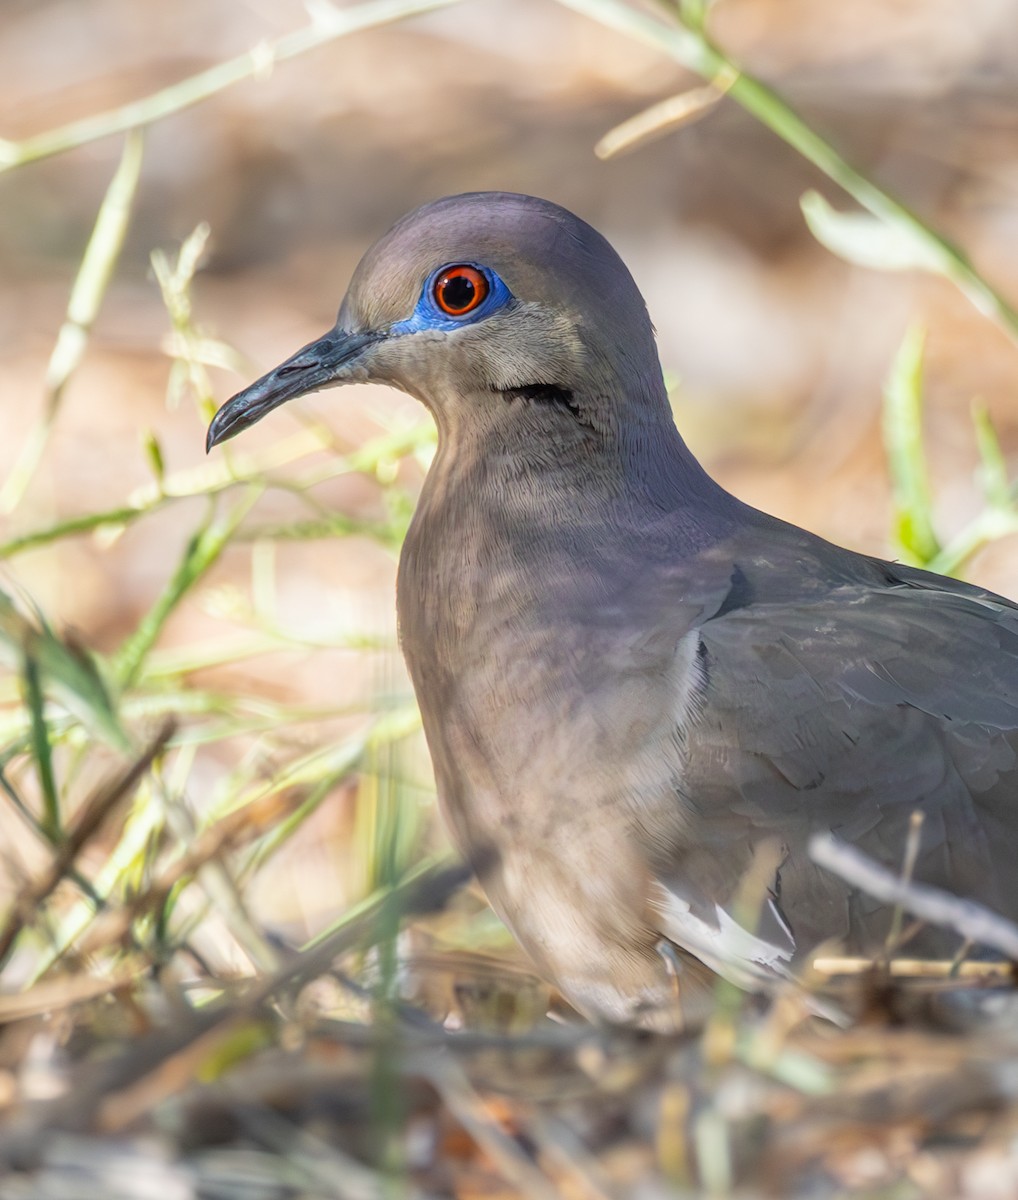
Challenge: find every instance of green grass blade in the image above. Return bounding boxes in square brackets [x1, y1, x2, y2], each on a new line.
[801, 190, 950, 274]
[113, 488, 263, 688]
[0, 131, 145, 513]
[972, 402, 1012, 510]
[20, 655, 60, 838]
[881, 324, 941, 566]
[0, 588, 127, 751]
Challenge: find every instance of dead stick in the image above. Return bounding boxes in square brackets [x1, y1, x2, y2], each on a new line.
[810, 832, 1018, 960]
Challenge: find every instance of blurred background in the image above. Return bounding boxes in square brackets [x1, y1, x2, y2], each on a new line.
[1, 0, 1017, 979]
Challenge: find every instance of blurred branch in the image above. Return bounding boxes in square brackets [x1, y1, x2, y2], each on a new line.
[0, 428, 330, 559]
[0, 414, 434, 560]
[810, 832, 1018, 960]
[0, 132, 145, 514]
[594, 75, 732, 159]
[293, 853, 467, 980]
[812, 956, 1014, 981]
[0, 0, 466, 172]
[427, 1059, 563, 1200]
[561, 0, 1018, 345]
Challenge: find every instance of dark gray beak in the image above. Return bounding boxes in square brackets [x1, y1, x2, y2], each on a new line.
[206, 328, 381, 451]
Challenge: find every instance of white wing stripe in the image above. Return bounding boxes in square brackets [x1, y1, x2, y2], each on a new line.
[651, 882, 795, 989]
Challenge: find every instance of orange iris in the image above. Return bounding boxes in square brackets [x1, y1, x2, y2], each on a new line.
[433, 265, 489, 316]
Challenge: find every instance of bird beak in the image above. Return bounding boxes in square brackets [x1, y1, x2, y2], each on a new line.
[206, 327, 382, 451]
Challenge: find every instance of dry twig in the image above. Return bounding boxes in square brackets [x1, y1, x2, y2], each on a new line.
[810, 833, 1018, 960]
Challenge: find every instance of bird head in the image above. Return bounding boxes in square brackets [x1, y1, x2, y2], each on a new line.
[206, 192, 670, 452]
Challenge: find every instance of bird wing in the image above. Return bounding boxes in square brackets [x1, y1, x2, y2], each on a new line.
[653, 547, 1018, 978]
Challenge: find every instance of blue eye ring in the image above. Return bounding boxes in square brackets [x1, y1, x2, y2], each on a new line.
[390, 262, 513, 335]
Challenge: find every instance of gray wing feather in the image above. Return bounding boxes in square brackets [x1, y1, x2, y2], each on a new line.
[671, 557, 1018, 962]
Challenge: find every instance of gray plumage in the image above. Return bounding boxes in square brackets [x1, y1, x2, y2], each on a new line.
[208, 192, 1018, 1029]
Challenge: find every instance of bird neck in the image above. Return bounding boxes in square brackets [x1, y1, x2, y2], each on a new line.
[423, 351, 730, 511]
[406, 377, 739, 588]
[595, 365, 741, 522]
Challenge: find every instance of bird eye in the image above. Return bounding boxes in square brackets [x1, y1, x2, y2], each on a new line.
[433, 265, 489, 316]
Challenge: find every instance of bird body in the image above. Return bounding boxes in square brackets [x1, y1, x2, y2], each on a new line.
[208, 192, 1018, 1029]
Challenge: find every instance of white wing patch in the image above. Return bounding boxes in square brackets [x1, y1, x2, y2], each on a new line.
[650, 881, 796, 990]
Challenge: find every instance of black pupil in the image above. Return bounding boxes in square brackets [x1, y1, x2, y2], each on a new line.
[443, 273, 476, 311]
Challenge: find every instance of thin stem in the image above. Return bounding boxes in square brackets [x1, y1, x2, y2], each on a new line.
[0, 0, 466, 172]
[557, 0, 1018, 344]
[0, 132, 145, 513]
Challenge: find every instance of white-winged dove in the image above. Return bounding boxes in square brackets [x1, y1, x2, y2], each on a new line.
[208, 193, 1018, 1029]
